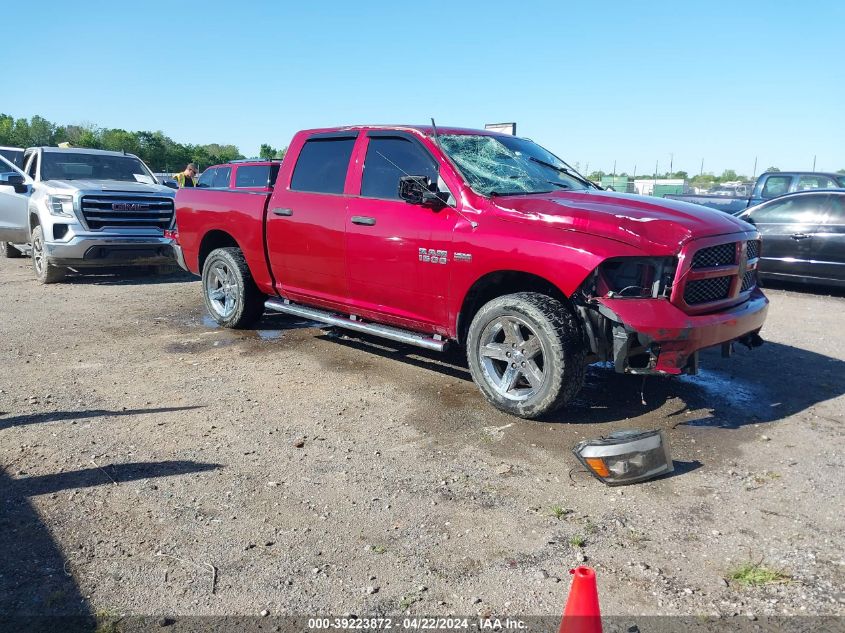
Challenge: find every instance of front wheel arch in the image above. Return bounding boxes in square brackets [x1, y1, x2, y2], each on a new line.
[455, 270, 571, 345]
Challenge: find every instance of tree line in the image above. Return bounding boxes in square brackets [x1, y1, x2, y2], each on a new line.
[0, 114, 258, 172]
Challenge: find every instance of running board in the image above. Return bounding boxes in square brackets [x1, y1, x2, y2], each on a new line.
[264, 298, 448, 352]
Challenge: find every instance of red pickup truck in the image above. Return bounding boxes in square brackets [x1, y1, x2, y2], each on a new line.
[174, 126, 768, 418]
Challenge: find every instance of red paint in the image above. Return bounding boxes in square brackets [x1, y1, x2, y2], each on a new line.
[175, 125, 769, 368]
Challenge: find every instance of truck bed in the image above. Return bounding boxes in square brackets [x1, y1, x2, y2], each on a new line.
[175, 188, 274, 290]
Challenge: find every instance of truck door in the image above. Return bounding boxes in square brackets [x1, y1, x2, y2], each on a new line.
[265, 133, 357, 306]
[811, 194, 845, 283]
[0, 154, 32, 243]
[344, 132, 456, 331]
[745, 193, 825, 278]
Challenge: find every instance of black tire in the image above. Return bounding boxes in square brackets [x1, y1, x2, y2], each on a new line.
[3, 242, 23, 258]
[201, 247, 265, 328]
[31, 226, 66, 284]
[466, 292, 586, 419]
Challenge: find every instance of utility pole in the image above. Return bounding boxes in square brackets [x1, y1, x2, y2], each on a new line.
[752, 156, 757, 179]
[813, 155, 817, 171]
[612, 160, 616, 177]
[700, 158, 704, 176]
[669, 153, 674, 176]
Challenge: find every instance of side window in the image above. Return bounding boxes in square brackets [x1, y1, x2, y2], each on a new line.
[212, 167, 232, 189]
[26, 153, 38, 179]
[822, 195, 845, 225]
[760, 175, 791, 199]
[361, 137, 438, 200]
[750, 195, 827, 224]
[290, 137, 356, 194]
[235, 165, 271, 188]
[797, 175, 837, 190]
[197, 168, 216, 188]
[269, 164, 280, 187]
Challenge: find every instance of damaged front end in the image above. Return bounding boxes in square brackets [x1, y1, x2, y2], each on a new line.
[575, 236, 769, 375]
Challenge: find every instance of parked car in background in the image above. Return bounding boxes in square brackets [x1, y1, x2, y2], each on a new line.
[737, 190, 845, 288]
[0, 148, 177, 282]
[0, 146, 25, 170]
[197, 159, 283, 192]
[173, 125, 768, 419]
[666, 172, 845, 214]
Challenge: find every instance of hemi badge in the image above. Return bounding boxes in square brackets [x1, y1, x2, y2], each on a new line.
[454, 252, 472, 262]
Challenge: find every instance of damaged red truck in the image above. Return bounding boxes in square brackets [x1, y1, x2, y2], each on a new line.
[173, 126, 768, 418]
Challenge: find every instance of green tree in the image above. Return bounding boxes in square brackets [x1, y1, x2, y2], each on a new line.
[670, 170, 689, 180]
[765, 166, 780, 172]
[0, 114, 13, 146]
[838, 169, 845, 175]
[100, 128, 140, 155]
[259, 144, 276, 160]
[720, 169, 739, 182]
[587, 170, 606, 182]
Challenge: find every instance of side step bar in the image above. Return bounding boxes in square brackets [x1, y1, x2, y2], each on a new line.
[264, 298, 448, 352]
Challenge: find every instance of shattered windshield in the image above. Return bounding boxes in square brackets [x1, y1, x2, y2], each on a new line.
[438, 134, 590, 197]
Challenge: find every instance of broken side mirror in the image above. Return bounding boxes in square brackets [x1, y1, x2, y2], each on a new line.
[398, 175, 448, 208]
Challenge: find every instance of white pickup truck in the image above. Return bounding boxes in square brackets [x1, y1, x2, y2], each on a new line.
[0, 147, 177, 283]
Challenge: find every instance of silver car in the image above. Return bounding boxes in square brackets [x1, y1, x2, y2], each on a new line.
[0, 147, 177, 283]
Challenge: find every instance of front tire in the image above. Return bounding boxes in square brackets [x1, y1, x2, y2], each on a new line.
[466, 292, 586, 419]
[3, 242, 23, 258]
[31, 226, 66, 284]
[201, 247, 265, 328]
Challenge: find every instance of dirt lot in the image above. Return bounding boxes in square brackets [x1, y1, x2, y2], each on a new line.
[1, 256, 844, 627]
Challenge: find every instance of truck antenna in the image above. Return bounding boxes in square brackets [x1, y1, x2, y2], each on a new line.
[430, 118, 443, 150]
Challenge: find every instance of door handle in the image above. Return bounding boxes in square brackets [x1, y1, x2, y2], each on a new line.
[791, 233, 810, 240]
[272, 207, 293, 216]
[351, 216, 376, 226]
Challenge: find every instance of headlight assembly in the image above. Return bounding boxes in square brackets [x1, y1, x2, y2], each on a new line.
[599, 257, 676, 298]
[573, 429, 673, 485]
[48, 195, 75, 218]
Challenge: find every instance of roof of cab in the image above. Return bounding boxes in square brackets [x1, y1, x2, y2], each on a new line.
[299, 125, 505, 137]
[30, 147, 141, 157]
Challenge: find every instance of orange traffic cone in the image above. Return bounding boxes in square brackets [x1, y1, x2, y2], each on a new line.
[559, 566, 602, 633]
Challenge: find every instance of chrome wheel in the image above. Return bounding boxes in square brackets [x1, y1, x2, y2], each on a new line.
[478, 315, 547, 401]
[32, 232, 45, 276]
[206, 262, 237, 318]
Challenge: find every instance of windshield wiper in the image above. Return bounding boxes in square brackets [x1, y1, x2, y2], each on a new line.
[528, 156, 596, 189]
[490, 190, 554, 197]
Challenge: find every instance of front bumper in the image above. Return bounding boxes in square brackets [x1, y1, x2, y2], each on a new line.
[45, 235, 177, 268]
[596, 287, 769, 374]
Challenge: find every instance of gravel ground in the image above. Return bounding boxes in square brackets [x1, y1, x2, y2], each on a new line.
[1, 257, 843, 626]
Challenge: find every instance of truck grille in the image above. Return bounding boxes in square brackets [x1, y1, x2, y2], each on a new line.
[684, 276, 732, 305]
[677, 237, 760, 310]
[746, 239, 760, 260]
[691, 242, 735, 268]
[80, 196, 174, 230]
[740, 270, 756, 292]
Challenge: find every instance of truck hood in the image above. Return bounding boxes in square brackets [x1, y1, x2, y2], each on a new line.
[40, 179, 175, 196]
[490, 190, 752, 252]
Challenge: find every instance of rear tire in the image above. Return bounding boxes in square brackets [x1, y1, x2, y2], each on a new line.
[466, 292, 586, 419]
[2, 242, 23, 258]
[31, 226, 66, 284]
[201, 247, 265, 328]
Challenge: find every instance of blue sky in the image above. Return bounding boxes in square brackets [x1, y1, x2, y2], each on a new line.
[1, 1, 843, 175]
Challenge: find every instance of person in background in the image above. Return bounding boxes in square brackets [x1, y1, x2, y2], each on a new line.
[174, 163, 197, 188]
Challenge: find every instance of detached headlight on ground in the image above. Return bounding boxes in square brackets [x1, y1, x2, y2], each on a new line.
[48, 194, 75, 217]
[573, 429, 673, 486]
